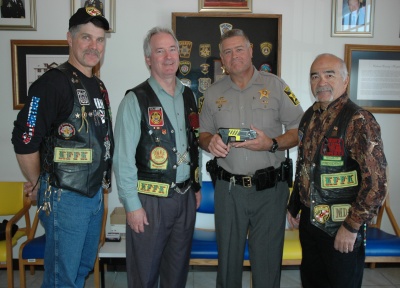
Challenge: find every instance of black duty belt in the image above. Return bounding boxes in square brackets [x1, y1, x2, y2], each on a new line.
[218, 166, 283, 189]
[176, 178, 190, 188]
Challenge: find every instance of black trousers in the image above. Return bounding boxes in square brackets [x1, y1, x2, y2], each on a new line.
[299, 205, 365, 288]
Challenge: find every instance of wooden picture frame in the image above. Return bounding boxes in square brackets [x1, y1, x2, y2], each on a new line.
[172, 12, 281, 99]
[199, 0, 252, 13]
[344, 44, 400, 113]
[11, 40, 100, 110]
[71, 0, 116, 32]
[0, 0, 36, 30]
[331, 0, 374, 37]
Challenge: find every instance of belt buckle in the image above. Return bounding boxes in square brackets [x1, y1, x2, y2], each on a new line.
[242, 176, 252, 187]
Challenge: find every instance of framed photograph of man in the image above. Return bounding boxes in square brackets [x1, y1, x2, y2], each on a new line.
[71, 0, 115, 32]
[331, 0, 374, 37]
[0, 0, 36, 30]
[199, 0, 252, 13]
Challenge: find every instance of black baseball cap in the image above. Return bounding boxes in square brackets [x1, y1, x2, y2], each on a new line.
[69, 7, 109, 30]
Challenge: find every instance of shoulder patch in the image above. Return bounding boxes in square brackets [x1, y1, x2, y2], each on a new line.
[284, 86, 300, 106]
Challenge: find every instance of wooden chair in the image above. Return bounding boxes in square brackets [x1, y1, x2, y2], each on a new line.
[18, 189, 108, 288]
[0, 182, 31, 288]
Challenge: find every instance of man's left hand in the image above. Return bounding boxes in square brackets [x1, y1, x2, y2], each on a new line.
[334, 225, 358, 253]
[231, 125, 271, 151]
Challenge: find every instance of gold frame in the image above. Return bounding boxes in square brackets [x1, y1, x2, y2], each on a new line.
[11, 40, 100, 110]
[344, 44, 400, 113]
[331, 0, 374, 37]
[199, 0, 252, 13]
[0, 0, 36, 30]
[71, 0, 116, 32]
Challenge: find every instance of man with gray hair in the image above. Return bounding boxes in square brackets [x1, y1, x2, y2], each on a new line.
[114, 26, 201, 287]
[200, 28, 303, 287]
[287, 53, 387, 287]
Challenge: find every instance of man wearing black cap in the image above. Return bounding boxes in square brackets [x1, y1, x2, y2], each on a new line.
[12, 7, 113, 287]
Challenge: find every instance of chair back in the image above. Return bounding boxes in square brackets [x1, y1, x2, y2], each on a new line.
[0, 182, 28, 216]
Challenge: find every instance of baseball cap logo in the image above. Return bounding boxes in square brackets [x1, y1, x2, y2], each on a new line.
[85, 7, 102, 16]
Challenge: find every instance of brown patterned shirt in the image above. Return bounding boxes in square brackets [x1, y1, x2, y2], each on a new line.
[298, 94, 387, 231]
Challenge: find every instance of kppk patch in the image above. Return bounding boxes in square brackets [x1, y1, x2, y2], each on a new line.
[284, 86, 300, 106]
[321, 170, 358, 189]
[314, 205, 330, 224]
[54, 147, 92, 163]
[148, 107, 164, 127]
[137, 180, 170, 197]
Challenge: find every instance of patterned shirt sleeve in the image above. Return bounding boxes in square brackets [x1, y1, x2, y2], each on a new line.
[345, 110, 388, 230]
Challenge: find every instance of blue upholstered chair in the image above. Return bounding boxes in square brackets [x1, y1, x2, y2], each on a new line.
[365, 193, 400, 267]
[190, 181, 250, 265]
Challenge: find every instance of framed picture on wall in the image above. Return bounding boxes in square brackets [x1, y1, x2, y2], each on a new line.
[11, 40, 100, 110]
[331, 0, 374, 37]
[199, 0, 252, 13]
[71, 0, 116, 32]
[172, 12, 281, 99]
[344, 44, 400, 113]
[0, 0, 36, 30]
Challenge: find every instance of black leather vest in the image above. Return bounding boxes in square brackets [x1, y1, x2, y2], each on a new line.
[126, 80, 201, 193]
[299, 100, 362, 236]
[41, 63, 114, 197]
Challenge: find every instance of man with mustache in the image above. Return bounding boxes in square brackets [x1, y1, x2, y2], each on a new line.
[12, 7, 113, 287]
[287, 53, 387, 288]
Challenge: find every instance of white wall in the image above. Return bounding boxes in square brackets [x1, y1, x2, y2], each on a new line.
[1, 0, 400, 257]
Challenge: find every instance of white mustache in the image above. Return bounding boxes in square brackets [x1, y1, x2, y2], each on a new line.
[315, 86, 332, 94]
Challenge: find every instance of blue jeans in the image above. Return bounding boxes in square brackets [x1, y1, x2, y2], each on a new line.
[38, 175, 103, 288]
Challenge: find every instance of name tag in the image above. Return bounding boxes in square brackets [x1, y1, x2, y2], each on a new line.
[137, 180, 170, 197]
[54, 147, 93, 163]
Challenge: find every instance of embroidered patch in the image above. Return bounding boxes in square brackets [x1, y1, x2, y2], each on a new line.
[321, 138, 344, 156]
[148, 107, 164, 127]
[314, 205, 330, 224]
[58, 123, 76, 139]
[198, 78, 211, 94]
[77, 89, 90, 105]
[199, 44, 211, 58]
[54, 147, 92, 163]
[284, 86, 300, 106]
[94, 98, 105, 109]
[137, 180, 170, 197]
[150, 147, 168, 170]
[331, 204, 351, 222]
[321, 170, 358, 189]
[23, 96, 40, 144]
